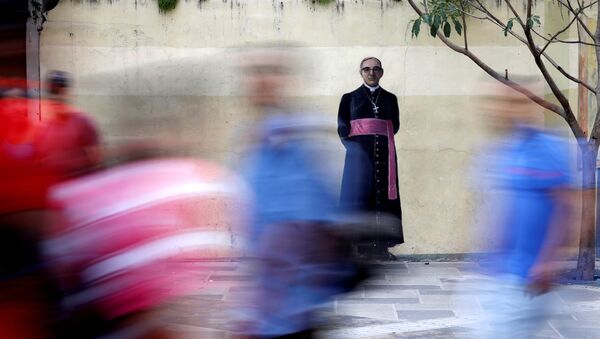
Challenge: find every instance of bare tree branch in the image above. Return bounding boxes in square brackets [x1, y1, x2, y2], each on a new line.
[555, 0, 596, 40]
[472, 0, 533, 45]
[540, 11, 579, 54]
[406, 0, 583, 133]
[521, 0, 583, 138]
[544, 53, 597, 94]
[531, 27, 600, 47]
[471, 0, 597, 94]
[505, 0, 526, 30]
[452, 4, 488, 20]
[526, 0, 533, 26]
[575, 0, 598, 12]
[461, 2, 468, 50]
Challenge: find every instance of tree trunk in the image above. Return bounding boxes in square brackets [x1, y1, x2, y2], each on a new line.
[575, 143, 598, 280]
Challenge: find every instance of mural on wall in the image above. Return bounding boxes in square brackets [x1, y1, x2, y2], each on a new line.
[42, 0, 573, 255]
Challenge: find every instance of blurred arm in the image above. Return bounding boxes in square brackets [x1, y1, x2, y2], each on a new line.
[527, 188, 575, 295]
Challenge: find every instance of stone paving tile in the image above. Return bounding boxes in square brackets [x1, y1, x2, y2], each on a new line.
[184, 294, 224, 301]
[549, 318, 600, 328]
[439, 282, 489, 291]
[191, 263, 239, 271]
[337, 298, 420, 304]
[439, 277, 489, 283]
[404, 262, 481, 271]
[167, 325, 227, 339]
[376, 262, 411, 266]
[363, 284, 442, 291]
[395, 302, 483, 311]
[552, 327, 600, 339]
[385, 267, 462, 280]
[364, 288, 419, 298]
[537, 323, 564, 336]
[395, 306, 482, 318]
[161, 260, 600, 338]
[386, 273, 463, 281]
[548, 320, 600, 339]
[371, 263, 409, 270]
[221, 293, 243, 302]
[368, 276, 443, 285]
[406, 264, 463, 274]
[336, 303, 399, 320]
[208, 273, 255, 282]
[396, 310, 456, 321]
[162, 299, 235, 331]
[449, 309, 485, 317]
[546, 313, 576, 322]
[419, 290, 483, 295]
[532, 329, 563, 339]
[557, 288, 600, 303]
[227, 285, 258, 293]
[419, 295, 481, 306]
[439, 276, 490, 290]
[571, 310, 600, 321]
[388, 326, 473, 338]
[338, 289, 366, 299]
[319, 312, 399, 329]
[187, 286, 230, 296]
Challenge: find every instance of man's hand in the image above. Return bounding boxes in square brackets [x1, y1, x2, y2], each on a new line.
[525, 262, 558, 297]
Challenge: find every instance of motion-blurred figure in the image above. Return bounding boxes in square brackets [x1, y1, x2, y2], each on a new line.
[471, 78, 575, 338]
[236, 45, 368, 339]
[0, 69, 101, 338]
[44, 156, 244, 339]
[0, 3, 56, 334]
[37, 70, 102, 177]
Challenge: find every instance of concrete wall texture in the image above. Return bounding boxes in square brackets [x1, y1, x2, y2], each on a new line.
[40, 0, 581, 255]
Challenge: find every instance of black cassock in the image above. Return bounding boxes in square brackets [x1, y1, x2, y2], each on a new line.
[338, 85, 403, 256]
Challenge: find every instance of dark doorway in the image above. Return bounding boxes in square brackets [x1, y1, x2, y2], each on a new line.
[0, 0, 29, 78]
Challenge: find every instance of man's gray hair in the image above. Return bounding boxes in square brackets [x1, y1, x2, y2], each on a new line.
[360, 57, 382, 69]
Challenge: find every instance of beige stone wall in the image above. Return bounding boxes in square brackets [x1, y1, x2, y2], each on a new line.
[40, 0, 581, 255]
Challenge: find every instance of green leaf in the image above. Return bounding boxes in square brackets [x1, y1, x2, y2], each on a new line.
[430, 14, 441, 37]
[422, 14, 430, 24]
[504, 19, 514, 36]
[412, 18, 422, 38]
[430, 23, 438, 37]
[158, 0, 178, 13]
[433, 14, 441, 28]
[453, 18, 462, 36]
[526, 15, 541, 29]
[443, 21, 451, 38]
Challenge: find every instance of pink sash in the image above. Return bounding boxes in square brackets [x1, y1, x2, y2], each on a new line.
[348, 118, 398, 200]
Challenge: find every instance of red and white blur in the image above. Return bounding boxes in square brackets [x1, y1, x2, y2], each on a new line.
[1, 2, 248, 338]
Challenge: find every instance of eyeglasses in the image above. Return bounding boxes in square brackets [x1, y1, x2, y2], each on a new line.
[361, 66, 383, 74]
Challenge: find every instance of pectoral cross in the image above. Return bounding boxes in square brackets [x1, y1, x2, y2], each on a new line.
[372, 105, 379, 114]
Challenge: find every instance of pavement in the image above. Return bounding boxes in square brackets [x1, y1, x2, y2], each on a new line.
[162, 260, 600, 339]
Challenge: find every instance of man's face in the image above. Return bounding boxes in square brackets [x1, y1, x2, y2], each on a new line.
[479, 84, 539, 132]
[360, 58, 383, 87]
[242, 52, 291, 108]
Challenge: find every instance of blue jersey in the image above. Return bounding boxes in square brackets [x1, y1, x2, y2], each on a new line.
[479, 126, 572, 279]
[243, 114, 339, 247]
[241, 114, 355, 336]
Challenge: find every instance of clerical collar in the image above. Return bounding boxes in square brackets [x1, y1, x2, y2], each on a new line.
[363, 84, 380, 93]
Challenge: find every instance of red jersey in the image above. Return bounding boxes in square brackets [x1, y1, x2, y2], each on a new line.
[44, 158, 245, 318]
